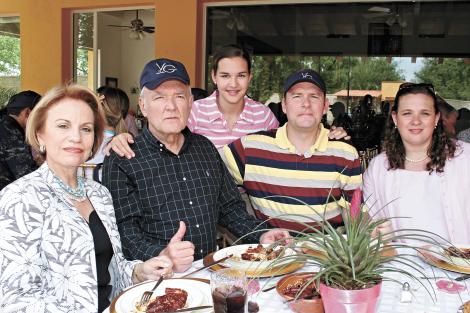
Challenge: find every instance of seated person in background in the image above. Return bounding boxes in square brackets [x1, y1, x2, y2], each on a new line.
[456, 108, 470, 134]
[191, 87, 208, 101]
[222, 69, 362, 232]
[102, 58, 289, 272]
[330, 101, 352, 133]
[364, 83, 470, 244]
[436, 96, 458, 136]
[0, 84, 172, 313]
[0, 90, 41, 191]
[86, 86, 129, 182]
[98, 85, 138, 137]
[458, 127, 470, 143]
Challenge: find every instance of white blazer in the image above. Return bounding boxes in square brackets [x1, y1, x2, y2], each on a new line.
[0, 163, 141, 312]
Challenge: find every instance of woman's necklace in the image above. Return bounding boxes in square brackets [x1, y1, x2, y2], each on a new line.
[405, 155, 428, 163]
[53, 175, 87, 202]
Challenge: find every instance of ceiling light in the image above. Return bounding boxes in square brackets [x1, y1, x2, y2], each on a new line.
[128, 31, 145, 40]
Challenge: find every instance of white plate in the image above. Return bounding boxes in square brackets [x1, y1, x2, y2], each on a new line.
[113, 279, 213, 313]
[425, 245, 470, 269]
[442, 245, 470, 268]
[213, 244, 296, 271]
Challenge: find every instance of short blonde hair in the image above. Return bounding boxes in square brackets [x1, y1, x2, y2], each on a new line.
[26, 84, 105, 158]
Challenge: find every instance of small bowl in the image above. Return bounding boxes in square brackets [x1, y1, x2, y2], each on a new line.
[276, 272, 324, 313]
[457, 300, 470, 313]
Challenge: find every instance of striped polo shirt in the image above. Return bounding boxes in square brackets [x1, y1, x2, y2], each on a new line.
[223, 124, 363, 231]
[188, 91, 279, 149]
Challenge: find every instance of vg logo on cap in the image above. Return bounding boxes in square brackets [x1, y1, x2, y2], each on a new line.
[140, 58, 190, 90]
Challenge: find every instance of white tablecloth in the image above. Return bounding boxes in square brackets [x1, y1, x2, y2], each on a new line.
[173, 255, 470, 313]
[106, 253, 470, 313]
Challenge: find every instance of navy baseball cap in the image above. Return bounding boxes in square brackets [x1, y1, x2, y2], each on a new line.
[283, 69, 326, 96]
[140, 58, 190, 90]
[7, 90, 41, 110]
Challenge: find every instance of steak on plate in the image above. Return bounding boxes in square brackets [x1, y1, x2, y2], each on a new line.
[145, 288, 188, 313]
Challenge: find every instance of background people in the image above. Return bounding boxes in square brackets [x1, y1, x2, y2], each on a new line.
[0, 84, 172, 313]
[330, 101, 352, 133]
[364, 83, 470, 244]
[86, 87, 129, 182]
[102, 59, 289, 273]
[436, 96, 458, 136]
[0, 90, 41, 191]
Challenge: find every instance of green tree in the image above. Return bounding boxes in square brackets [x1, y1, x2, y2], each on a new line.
[0, 35, 20, 75]
[415, 58, 470, 100]
[350, 58, 404, 90]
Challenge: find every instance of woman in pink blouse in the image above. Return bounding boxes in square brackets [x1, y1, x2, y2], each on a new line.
[364, 83, 470, 244]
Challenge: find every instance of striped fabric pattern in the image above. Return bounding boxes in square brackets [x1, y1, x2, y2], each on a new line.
[223, 124, 363, 231]
[188, 91, 279, 149]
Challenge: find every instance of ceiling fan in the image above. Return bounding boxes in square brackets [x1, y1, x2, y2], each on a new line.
[363, 6, 407, 28]
[108, 10, 155, 40]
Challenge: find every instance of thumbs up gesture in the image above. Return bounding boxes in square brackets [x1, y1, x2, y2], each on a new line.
[160, 221, 195, 273]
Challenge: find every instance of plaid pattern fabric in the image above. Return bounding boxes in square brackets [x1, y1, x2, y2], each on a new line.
[102, 127, 264, 261]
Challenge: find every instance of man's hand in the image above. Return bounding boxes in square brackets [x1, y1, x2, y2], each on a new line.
[132, 255, 173, 283]
[329, 126, 351, 141]
[159, 221, 195, 272]
[105, 133, 135, 159]
[260, 229, 291, 245]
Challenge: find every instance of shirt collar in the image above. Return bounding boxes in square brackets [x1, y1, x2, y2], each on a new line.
[142, 126, 192, 155]
[275, 123, 330, 156]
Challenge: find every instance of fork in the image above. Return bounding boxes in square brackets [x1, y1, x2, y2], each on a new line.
[138, 275, 164, 308]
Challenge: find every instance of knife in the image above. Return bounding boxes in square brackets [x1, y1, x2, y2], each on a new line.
[455, 274, 470, 281]
[165, 305, 213, 313]
[181, 254, 233, 278]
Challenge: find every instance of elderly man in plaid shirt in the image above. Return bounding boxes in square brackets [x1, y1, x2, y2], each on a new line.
[102, 58, 288, 272]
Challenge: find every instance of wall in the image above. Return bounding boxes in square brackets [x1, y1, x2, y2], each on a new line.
[119, 10, 154, 109]
[0, 0, 63, 93]
[0, 0, 198, 93]
[97, 11, 122, 89]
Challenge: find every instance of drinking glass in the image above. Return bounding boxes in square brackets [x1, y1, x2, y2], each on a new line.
[211, 268, 247, 313]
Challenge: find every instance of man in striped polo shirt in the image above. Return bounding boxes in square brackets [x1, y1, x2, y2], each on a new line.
[223, 69, 362, 232]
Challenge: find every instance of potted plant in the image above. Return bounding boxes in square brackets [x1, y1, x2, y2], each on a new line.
[265, 188, 444, 313]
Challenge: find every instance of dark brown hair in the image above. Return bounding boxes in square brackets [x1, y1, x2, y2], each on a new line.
[383, 83, 457, 173]
[211, 44, 252, 74]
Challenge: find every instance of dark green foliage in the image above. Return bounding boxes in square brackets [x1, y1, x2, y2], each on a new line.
[416, 58, 470, 100]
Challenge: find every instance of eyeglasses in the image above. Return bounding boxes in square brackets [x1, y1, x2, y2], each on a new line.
[398, 82, 435, 93]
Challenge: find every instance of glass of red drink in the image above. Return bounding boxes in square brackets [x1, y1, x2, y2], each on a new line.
[211, 268, 247, 313]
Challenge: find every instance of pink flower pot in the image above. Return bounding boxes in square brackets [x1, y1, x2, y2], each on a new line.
[319, 282, 382, 313]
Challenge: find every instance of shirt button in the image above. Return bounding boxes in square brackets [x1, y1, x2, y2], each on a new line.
[200, 249, 203, 253]
[196, 224, 200, 228]
[189, 201, 193, 205]
[160, 143, 163, 147]
[159, 149, 162, 152]
[183, 177, 187, 181]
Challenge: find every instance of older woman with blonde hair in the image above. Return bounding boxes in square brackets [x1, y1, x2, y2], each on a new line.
[364, 83, 470, 244]
[0, 84, 172, 313]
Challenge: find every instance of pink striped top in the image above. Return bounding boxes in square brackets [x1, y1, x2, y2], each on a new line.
[188, 91, 279, 149]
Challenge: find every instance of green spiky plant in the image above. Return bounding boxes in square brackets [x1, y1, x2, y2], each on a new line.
[255, 188, 450, 299]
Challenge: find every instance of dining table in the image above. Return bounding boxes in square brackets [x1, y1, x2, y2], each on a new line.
[107, 248, 470, 313]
